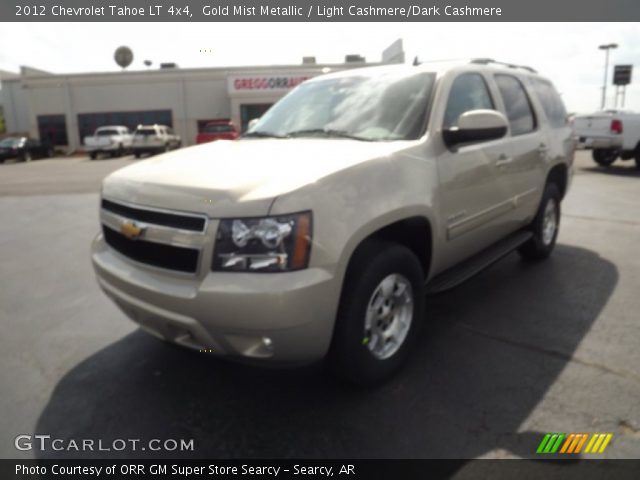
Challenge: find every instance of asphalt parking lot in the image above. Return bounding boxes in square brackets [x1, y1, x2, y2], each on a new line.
[0, 151, 639, 461]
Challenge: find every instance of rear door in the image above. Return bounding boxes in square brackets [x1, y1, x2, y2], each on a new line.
[491, 74, 547, 224]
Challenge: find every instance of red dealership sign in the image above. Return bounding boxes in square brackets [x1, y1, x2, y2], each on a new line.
[229, 75, 313, 92]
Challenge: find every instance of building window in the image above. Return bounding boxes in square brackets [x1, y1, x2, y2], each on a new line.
[77, 110, 173, 141]
[37, 114, 68, 146]
[240, 104, 272, 132]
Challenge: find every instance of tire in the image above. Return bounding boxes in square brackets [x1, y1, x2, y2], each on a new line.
[134, 152, 141, 159]
[634, 148, 640, 169]
[47, 148, 54, 158]
[89, 152, 97, 160]
[111, 144, 123, 158]
[518, 183, 561, 261]
[328, 240, 425, 386]
[22, 151, 32, 162]
[592, 148, 618, 167]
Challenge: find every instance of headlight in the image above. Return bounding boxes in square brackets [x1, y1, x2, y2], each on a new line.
[213, 211, 312, 272]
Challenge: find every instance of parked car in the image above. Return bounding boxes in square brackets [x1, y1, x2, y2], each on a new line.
[84, 126, 133, 159]
[132, 125, 181, 158]
[573, 110, 640, 167]
[196, 120, 239, 144]
[92, 60, 573, 385]
[0, 136, 53, 163]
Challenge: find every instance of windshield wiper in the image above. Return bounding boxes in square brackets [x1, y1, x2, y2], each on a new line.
[285, 129, 373, 141]
[242, 131, 287, 139]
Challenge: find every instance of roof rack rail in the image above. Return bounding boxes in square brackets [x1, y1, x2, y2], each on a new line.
[470, 58, 537, 73]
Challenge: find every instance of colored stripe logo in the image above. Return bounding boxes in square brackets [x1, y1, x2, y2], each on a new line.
[537, 433, 613, 454]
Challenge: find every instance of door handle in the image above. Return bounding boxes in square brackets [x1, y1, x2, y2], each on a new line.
[495, 155, 513, 168]
[538, 143, 549, 155]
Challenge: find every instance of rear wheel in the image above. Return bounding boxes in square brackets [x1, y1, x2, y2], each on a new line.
[592, 148, 618, 167]
[89, 152, 97, 160]
[111, 144, 124, 158]
[635, 148, 640, 169]
[518, 183, 561, 261]
[22, 150, 32, 162]
[329, 240, 424, 386]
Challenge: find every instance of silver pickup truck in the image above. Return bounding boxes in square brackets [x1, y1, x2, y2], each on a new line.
[92, 60, 573, 384]
[132, 124, 182, 158]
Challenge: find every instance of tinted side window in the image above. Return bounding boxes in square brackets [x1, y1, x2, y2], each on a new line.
[443, 73, 494, 129]
[495, 75, 536, 135]
[531, 79, 567, 128]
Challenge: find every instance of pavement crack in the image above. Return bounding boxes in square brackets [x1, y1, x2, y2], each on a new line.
[457, 322, 640, 385]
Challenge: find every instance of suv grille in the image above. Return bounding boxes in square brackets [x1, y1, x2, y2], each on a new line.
[101, 199, 205, 232]
[103, 226, 199, 273]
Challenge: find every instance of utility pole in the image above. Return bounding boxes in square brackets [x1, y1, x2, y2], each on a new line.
[598, 43, 618, 110]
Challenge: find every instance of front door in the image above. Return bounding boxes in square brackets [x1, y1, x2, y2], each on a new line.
[436, 72, 516, 270]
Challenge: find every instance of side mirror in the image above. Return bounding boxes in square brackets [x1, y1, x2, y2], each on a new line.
[442, 109, 508, 148]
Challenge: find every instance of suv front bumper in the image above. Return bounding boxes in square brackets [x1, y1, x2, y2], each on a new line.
[91, 233, 340, 365]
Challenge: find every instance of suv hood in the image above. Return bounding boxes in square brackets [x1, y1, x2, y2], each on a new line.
[102, 138, 406, 217]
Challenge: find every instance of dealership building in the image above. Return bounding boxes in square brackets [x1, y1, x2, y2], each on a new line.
[0, 41, 404, 150]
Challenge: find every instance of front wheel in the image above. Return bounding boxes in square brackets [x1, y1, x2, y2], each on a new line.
[518, 183, 561, 261]
[329, 240, 424, 386]
[22, 150, 32, 162]
[592, 148, 618, 167]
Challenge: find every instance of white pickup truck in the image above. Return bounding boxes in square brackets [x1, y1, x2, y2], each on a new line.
[84, 126, 134, 159]
[573, 110, 640, 168]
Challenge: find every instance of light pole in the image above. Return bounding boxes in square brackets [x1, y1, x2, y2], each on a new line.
[599, 43, 618, 110]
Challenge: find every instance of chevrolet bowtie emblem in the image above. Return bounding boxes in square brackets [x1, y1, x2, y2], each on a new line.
[120, 221, 144, 240]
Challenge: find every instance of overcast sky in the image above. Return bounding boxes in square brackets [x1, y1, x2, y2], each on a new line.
[1, 22, 638, 113]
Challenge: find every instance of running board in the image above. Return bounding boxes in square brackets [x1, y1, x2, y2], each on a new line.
[425, 230, 533, 294]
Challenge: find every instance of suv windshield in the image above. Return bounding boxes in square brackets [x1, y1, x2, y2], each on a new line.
[0, 137, 21, 147]
[248, 71, 435, 141]
[204, 124, 234, 133]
